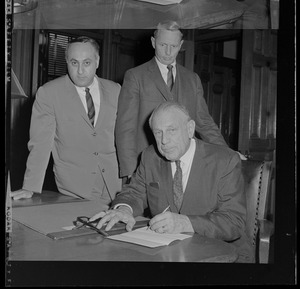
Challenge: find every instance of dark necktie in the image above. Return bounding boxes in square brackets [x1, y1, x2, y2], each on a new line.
[167, 64, 174, 91]
[85, 87, 95, 126]
[173, 160, 184, 211]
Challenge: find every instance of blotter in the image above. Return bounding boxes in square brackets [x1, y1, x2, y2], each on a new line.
[107, 227, 192, 248]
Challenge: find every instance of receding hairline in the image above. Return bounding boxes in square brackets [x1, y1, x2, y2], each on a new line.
[149, 102, 191, 129]
[65, 36, 100, 59]
[153, 21, 183, 39]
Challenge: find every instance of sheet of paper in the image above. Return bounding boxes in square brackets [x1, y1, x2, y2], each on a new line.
[137, 0, 182, 5]
[107, 227, 192, 248]
[12, 200, 109, 235]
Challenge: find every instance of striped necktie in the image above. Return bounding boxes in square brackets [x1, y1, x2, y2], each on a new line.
[173, 160, 183, 211]
[85, 87, 95, 126]
[167, 64, 174, 91]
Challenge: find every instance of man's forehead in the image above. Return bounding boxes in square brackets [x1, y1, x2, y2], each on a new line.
[153, 112, 180, 127]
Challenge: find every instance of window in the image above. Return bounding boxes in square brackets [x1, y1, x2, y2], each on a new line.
[47, 32, 75, 80]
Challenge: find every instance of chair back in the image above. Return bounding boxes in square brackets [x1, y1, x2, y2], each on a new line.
[241, 159, 272, 247]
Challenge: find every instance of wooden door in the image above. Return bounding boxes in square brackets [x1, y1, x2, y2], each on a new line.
[194, 31, 242, 149]
[238, 29, 277, 161]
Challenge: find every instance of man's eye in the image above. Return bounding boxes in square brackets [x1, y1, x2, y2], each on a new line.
[84, 61, 91, 66]
[71, 61, 77, 66]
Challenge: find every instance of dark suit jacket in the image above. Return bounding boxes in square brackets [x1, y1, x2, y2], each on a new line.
[23, 75, 122, 200]
[115, 57, 227, 178]
[112, 138, 254, 262]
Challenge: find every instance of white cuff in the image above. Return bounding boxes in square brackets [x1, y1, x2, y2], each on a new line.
[113, 203, 133, 214]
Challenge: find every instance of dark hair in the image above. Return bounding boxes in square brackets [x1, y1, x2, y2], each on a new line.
[153, 21, 183, 40]
[65, 36, 100, 58]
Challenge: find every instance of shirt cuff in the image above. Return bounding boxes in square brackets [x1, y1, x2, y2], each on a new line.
[113, 203, 133, 214]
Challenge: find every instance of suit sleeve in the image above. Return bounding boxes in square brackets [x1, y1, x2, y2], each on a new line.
[22, 86, 56, 193]
[115, 70, 140, 177]
[111, 150, 148, 216]
[188, 153, 246, 241]
[194, 73, 228, 146]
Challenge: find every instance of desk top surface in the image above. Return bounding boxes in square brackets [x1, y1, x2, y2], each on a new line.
[9, 191, 238, 263]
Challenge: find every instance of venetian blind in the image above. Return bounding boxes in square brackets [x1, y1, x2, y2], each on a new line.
[48, 32, 74, 80]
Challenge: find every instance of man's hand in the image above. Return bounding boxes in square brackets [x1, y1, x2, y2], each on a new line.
[89, 206, 135, 232]
[149, 211, 194, 234]
[10, 189, 34, 200]
[237, 151, 247, 160]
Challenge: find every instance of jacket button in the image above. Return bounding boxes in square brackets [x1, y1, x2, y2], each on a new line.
[92, 132, 97, 136]
[94, 152, 98, 156]
[102, 169, 105, 173]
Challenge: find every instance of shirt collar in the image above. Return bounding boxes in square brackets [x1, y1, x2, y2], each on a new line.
[155, 57, 176, 71]
[177, 138, 196, 167]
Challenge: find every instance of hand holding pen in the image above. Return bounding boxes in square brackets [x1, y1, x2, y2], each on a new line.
[147, 205, 170, 232]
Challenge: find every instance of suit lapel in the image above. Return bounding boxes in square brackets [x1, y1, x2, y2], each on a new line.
[148, 58, 174, 101]
[180, 140, 206, 211]
[65, 76, 93, 127]
[94, 77, 106, 129]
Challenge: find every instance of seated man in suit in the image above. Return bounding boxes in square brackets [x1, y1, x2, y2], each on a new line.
[91, 101, 253, 262]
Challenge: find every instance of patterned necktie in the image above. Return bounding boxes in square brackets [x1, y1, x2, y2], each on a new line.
[85, 87, 95, 126]
[167, 64, 174, 91]
[173, 160, 184, 211]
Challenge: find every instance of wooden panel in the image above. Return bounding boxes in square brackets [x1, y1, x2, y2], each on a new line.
[194, 32, 241, 149]
[111, 32, 137, 84]
[238, 30, 277, 159]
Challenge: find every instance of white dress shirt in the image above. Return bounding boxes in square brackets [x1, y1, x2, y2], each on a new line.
[171, 138, 196, 193]
[75, 77, 100, 126]
[155, 57, 177, 85]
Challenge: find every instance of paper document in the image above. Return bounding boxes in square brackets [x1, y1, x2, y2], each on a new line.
[107, 227, 192, 248]
[137, 0, 182, 5]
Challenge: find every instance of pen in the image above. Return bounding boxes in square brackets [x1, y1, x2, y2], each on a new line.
[162, 205, 170, 213]
[147, 205, 170, 230]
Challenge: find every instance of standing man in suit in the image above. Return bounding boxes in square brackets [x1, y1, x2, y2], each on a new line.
[11, 36, 122, 204]
[91, 101, 252, 262]
[115, 21, 228, 185]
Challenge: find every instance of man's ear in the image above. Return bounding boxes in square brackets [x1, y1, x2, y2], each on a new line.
[151, 36, 156, 49]
[187, 120, 195, 138]
[96, 55, 100, 69]
[179, 39, 184, 49]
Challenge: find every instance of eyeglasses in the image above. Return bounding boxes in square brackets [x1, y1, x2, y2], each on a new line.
[73, 216, 108, 237]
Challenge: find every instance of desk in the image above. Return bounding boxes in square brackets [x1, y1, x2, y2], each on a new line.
[9, 191, 238, 263]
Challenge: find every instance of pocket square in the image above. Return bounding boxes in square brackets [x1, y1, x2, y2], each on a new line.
[149, 182, 159, 189]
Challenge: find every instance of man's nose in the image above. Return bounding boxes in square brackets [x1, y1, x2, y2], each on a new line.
[161, 132, 169, 144]
[165, 45, 171, 56]
[77, 64, 84, 74]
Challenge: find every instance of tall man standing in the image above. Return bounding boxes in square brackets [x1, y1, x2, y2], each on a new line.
[115, 21, 228, 185]
[11, 36, 122, 204]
